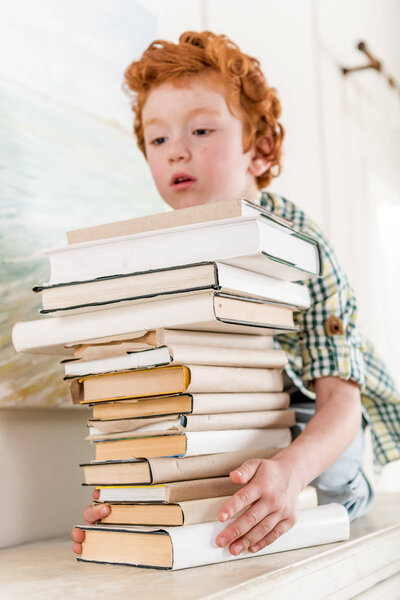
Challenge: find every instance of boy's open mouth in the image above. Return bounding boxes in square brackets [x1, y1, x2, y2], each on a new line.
[170, 173, 197, 190]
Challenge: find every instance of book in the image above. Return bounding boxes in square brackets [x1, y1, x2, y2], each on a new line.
[95, 477, 242, 503]
[70, 365, 284, 404]
[81, 448, 281, 486]
[63, 345, 288, 378]
[12, 291, 298, 355]
[92, 428, 291, 461]
[72, 329, 276, 360]
[95, 486, 318, 526]
[95, 495, 232, 526]
[67, 198, 293, 244]
[35, 261, 310, 315]
[43, 208, 322, 286]
[89, 392, 290, 421]
[86, 410, 295, 441]
[77, 503, 350, 570]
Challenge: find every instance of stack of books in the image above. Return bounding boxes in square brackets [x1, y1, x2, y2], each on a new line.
[12, 198, 350, 570]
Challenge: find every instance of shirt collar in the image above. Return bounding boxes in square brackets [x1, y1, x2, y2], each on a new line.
[253, 189, 274, 212]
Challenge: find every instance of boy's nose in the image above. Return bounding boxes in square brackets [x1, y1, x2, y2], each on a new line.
[168, 139, 190, 163]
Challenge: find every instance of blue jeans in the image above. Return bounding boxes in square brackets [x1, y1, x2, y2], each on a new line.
[292, 402, 374, 521]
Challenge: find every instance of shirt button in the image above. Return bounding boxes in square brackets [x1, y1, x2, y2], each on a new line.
[325, 315, 345, 336]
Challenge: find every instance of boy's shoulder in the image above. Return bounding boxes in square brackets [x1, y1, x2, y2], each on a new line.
[258, 190, 349, 287]
[258, 191, 322, 238]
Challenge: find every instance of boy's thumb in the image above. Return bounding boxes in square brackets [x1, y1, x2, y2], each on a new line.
[230, 459, 260, 484]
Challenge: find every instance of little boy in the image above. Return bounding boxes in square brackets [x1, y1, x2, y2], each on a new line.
[72, 31, 400, 557]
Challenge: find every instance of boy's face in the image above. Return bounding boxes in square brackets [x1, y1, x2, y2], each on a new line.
[142, 76, 260, 209]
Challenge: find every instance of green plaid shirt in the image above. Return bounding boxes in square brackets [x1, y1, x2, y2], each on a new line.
[258, 191, 400, 470]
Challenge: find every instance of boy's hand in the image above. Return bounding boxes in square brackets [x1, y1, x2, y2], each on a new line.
[216, 456, 301, 555]
[71, 489, 111, 554]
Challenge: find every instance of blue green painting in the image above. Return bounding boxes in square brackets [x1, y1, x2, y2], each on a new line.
[0, 1, 163, 406]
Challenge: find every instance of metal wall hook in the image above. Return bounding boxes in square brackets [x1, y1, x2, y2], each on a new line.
[341, 40, 398, 92]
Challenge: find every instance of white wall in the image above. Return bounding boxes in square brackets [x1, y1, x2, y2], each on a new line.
[0, 409, 92, 548]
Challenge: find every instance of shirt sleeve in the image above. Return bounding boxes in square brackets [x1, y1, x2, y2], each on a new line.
[294, 226, 366, 390]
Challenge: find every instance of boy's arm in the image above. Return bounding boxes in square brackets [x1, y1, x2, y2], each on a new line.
[215, 376, 362, 555]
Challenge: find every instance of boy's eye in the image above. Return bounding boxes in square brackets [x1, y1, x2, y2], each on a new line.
[193, 128, 214, 136]
[150, 137, 167, 145]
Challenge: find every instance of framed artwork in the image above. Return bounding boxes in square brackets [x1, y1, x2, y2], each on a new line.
[1, 0, 165, 406]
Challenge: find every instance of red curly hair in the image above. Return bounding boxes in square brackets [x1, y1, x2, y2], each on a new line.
[124, 31, 284, 189]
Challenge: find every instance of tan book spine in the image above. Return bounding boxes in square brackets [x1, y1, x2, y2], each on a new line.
[149, 448, 279, 483]
[95, 434, 187, 461]
[99, 503, 184, 526]
[82, 461, 152, 485]
[164, 477, 241, 502]
[91, 394, 193, 419]
[67, 198, 246, 244]
[89, 415, 178, 434]
[76, 365, 190, 403]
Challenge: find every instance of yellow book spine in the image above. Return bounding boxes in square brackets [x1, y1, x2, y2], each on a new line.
[79, 365, 189, 404]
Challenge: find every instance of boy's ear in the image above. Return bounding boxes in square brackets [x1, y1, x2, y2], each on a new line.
[248, 135, 274, 177]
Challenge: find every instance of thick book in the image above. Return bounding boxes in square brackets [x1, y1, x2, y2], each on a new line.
[35, 261, 310, 315]
[94, 487, 318, 526]
[44, 209, 322, 286]
[81, 448, 282, 486]
[77, 503, 350, 570]
[70, 365, 284, 404]
[12, 291, 298, 355]
[63, 345, 288, 378]
[91, 428, 291, 461]
[95, 496, 232, 527]
[89, 392, 290, 421]
[86, 410, 295, 441]
[72, 328, 276, 359]
[67, 198, 294, 244]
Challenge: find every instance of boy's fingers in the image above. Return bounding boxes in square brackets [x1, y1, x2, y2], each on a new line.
[216, 499, 269, 549]
[248, 518, 293, 553]
[216, 488, 261, 545]
[230, 511, 281, 555]
[72, 542, 83, 555]
[92, 489, 100, 501]
[229, 459, 261, 484]
[83, 503, 110, 524]
[71, 527, 85, 543]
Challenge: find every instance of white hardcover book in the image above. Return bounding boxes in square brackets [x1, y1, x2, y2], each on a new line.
[92, 429, 292, 459]
[87, 410, 295, 440]
[70, 329, 276, 356]
[183, 428, 291, 456]
[43, 215, 321, 285]
[12, 291, 295, 355]
[78, 504, 350, 570]
[186, 365, 283, 393]
[191, 392, 290, 413]
[37, 261, 311, 315]
[64, 345, 288, 378]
